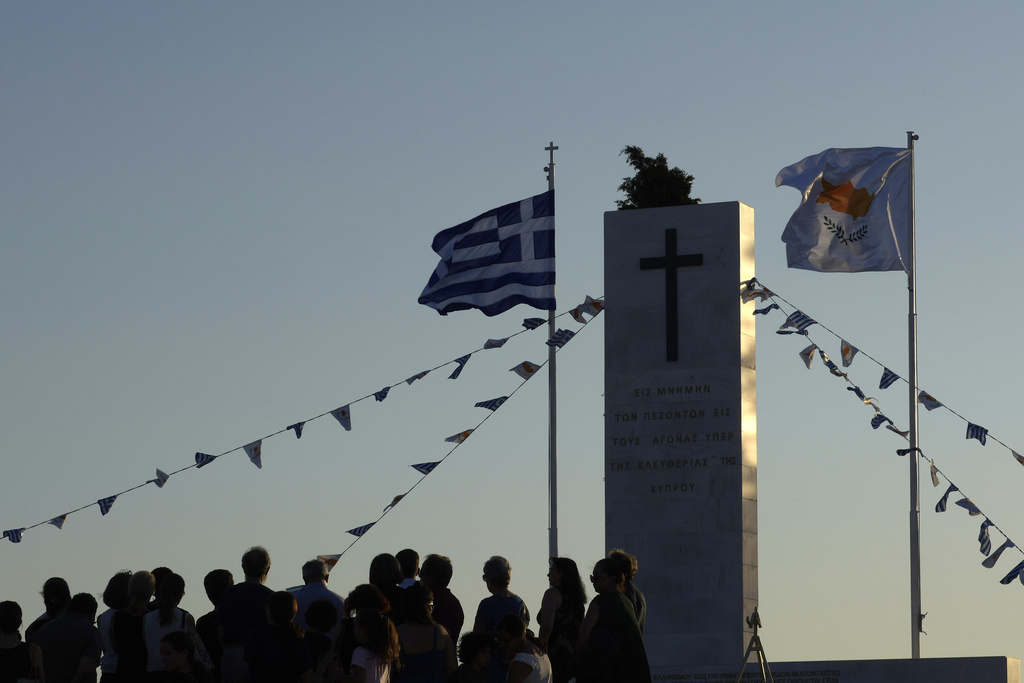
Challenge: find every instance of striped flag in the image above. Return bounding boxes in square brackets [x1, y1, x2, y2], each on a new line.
[244, 441, 263, 469]
[546, 329, 575, 348]
[753, 303, 780, 316]
[346, 523, 374, 537]
[98, 495, 118, 516]
[879, 368, 900, 389]
[778, 310, 816, 333]
[966, 423, 988, 445]
[984, 540, 1015, 569]
[870, 412, 892, 429]
[935, 484, 958, 512]
[419, 191, 555, 316]
[1000, 559, 1024, 585]
[288, 422, 305, 439]
[475, 396, 508, 411]
[374, 387, 390, 402]
[448, 355, 471, 380]
[411, 462, 440, 475]
[332, 406, 352, 431]
[979, 519, 994, 556]
[522, 318, 545, 330]
[3, 528, 25, 543]
[484, 338, 508, 349]
[195, 452, 217, 469]
[510, 361, 541, 380]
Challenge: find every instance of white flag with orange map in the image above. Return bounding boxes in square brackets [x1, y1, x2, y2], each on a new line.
[777, 147, 912, 272]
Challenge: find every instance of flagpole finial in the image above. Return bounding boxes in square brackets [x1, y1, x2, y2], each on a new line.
[545, 141, 558, 190]
[907, 131, 919, 144]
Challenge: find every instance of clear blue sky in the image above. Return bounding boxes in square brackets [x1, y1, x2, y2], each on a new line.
[3, 0, 1023, 666]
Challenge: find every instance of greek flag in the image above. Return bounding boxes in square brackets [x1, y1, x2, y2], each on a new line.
[287, 422, 305, 439]
[406, 371, 429, 385]
[3, 528, 25, 543]
[484, 338, 508, 349]
[412, 461, 440, 475]
[1000, 558, 1024, 585]
[448, 355, 471, 380]
[778, 310, 816, 333]
[419, 191, 555, 316]
[522, 318, 545, 330]
[847, 385, 867, 401]
[195, 452, 217, 468]
[984, 540, 1015, 569]
[753, 303, 780, 316]
[475, 396, 508, 411]
[154, 469, 170, 488]
[546, 329, 575, 348]
[966, 422, 988, 445]
[980, 519, 994, 556]
[935, 484, 957, 512]
[98, 495, 118, 516]
[346, 523, 374, 537]
[374, 387, 390, 402]
[879, 368, 900, 389]
[870, 412, 891, 429]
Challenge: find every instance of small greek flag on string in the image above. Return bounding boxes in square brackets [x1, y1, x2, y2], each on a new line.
[979, 519, 994, 556]
[3, 528, 25, 543]
[98, 495, 118, 516]
[1000, 558, 1024, 585]
[879, 368, 900, 389]
[346, 523, 374, 537]
[374, 387, 390, 402]
[484, 338, 508, 349]
[753, 303, 779, 316]
[475, 397, 508, 411]
[195, 452, 217, 469]
[935, 484, 958, 512]
[984, 540, 1015, 569]
[411, 462, 440, 475]
[546, 329, 575, 348]
[522, 318, 545, 330]
[383, 495, 404, 512]
[448, 355, 471, 380]
[778, 310, 816, 333]
[288, 422, 305, 439]
[847, 385, 867, 401]
[966, 423, 988, 445]
[406, 371, 429, 385]
[870, 412, 891, 429]
[154, 469, 170, 488]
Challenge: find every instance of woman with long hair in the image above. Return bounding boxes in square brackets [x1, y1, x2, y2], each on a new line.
[495, 614, 551, 683]
[243, 591, 314, 683]
[576, 559, 650, 683]
[97, 570, 131, 683]
[334, 584, 391, 679]
[536, 557, 586, 683]
[394, 583, 456, 682]
[144, 573, 206, 681]
[368, 554, 406, 626]
[351, 608, 401, 683]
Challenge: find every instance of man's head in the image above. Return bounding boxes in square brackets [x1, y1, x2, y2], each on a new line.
[40, 577, 71, 618]
[396, 548, 419, 581]
[302, 559, 329, 585]
[68, 593, 98, 621]
[203, 569, 234, 607]
[241, 546, 272, 583]
[420, 554, 453, 589]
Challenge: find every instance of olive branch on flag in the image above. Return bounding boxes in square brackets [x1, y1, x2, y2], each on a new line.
[823, 216, 868, 245]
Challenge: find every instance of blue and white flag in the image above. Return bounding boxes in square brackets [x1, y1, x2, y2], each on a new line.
[153, 469, 170, 488]
[346, 523, 374, 537]
[847, 385, 867, 401]
[406, 371, 429, 385]
[522, 318, 545, 330]
[475, 396, 508, 411]
[374, 387, 390, 402]
[3, 528, 25, 543]
[1000, 559, 1024, 585]
[935, 484, 958, 512]
[984, 540, 1015, 569]
[448, 355, 471, 380]
[288, 422, 305, 439]
[879, 368, 900, 389]
[195, 452, 217, 469]
[484, 338, 508, 349]
[778, 310, 816, 333]
[966, 423, 988, 445]
[546, 329, 575, 348]
[870, 412, 892, 429]
[980, 519, 994, 556]
[411, 462, 440, 475]
[332, 406, 352, 431]
[753, 303, 780, 316]
[98, 495, 118, 516]
[383, 495, 404, 513]
[419, 191, 555, 316]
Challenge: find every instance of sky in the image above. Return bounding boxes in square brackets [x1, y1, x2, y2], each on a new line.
[3, 0, 1024, 668]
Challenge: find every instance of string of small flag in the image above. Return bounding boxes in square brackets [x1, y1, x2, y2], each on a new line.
[740, 277, 1024, 585]
[1, 295, 605, 548]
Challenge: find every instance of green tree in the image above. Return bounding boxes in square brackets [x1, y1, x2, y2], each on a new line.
[616, 145, 700, 210]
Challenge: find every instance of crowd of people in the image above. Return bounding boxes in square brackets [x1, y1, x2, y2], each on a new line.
[0, 546, 650, 683]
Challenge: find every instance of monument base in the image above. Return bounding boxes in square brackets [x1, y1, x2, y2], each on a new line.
[652, 656, 1020, 683]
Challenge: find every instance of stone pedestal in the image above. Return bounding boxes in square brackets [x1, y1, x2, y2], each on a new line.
[604, 202, 756, 669]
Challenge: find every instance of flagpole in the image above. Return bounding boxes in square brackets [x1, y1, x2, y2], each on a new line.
[906, 130, 922, 659]
[545, 141, 559, 559]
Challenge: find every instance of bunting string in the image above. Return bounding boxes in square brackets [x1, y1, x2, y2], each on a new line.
[741, 277, 1024, 583]
[2, 296, 604, 550]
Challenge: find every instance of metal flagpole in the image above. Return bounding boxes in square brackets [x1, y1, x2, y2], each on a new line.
[545, 142, 559, 558]
[906, 130, 922, 659]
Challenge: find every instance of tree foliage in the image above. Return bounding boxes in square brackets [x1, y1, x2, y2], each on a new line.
[615, 145, 700, 210]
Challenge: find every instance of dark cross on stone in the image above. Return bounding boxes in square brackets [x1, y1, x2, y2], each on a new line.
[639, 228, 703, 362]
